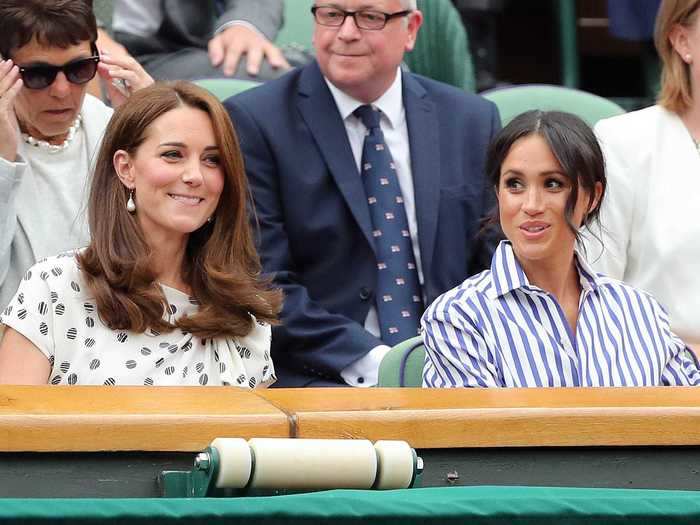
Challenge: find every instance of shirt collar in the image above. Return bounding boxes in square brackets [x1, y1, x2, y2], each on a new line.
[487, 240, 602, 299]
[325, 67, 404, 128]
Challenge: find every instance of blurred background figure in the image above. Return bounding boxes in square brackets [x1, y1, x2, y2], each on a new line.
[110, 0, 294, 81]
[0, 82, 282, 386]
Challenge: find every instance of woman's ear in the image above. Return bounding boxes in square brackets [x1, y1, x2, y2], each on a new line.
[669, 23, 692, 63]
[113, 150, 135, 189]
[589, 181, 603, 214]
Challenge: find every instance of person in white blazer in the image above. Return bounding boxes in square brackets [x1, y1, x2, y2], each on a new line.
[589, 0, 700, 353]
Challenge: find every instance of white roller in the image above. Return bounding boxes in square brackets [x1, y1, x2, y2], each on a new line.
[247, 438, 378, 490]
[210, 437, 252, 488]
[373, 440, 415, 489]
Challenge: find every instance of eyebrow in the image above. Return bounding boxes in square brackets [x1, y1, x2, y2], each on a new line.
[502, 169, 566, 177]
[159, 142, 219, 151]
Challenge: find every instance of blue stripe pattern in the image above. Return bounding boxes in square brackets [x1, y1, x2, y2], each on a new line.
[422, 242, 700, 388]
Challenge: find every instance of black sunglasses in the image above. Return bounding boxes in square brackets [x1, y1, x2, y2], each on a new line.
[17, 46, 100, 90]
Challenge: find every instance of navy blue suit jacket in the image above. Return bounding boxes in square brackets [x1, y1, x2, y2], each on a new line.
[225, 61, 501, 386]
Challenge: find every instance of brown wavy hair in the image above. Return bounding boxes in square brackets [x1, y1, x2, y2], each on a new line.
[78, 81, 281, 338]
[655, 0, 700, 113]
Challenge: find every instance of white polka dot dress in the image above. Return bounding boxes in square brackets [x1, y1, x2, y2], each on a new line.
[0, 253, 275, 387]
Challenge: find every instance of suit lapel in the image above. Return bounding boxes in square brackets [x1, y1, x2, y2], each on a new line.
[404, 73, 440, 285]
[296, 63, 376, 252]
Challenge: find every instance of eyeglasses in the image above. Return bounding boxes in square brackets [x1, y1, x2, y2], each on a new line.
[17, 51, 100, 90]
[311, 5, 412, 30]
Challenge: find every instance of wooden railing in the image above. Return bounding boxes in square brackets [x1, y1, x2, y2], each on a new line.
[1, 386, 700, 452]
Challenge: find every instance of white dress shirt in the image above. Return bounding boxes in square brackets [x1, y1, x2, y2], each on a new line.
[326, 69, 423, 386]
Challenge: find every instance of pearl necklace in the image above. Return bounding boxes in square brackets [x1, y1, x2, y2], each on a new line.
[22, 115, 82, 153]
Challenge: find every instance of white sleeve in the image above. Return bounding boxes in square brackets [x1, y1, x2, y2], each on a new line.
[0, 155, 28, 287]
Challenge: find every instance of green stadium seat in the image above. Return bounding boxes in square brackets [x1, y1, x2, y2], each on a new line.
[405, 0, 476, 91]
[482, 84, 625, 127]
[193, 78, 261, 101]
[378, 335, 426, 387]
[276, 0, 315, 51]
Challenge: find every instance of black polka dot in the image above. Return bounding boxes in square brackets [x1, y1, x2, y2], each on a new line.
[84, 303, 95, 313]
[55, 304, 65, 315]
[182, 366, 188, 378]
[155, 357, 165, 368]
[140, 347, 152, 356]
[116, 332, 128, 343]
[89, 359, 100, 370]
[195, 362, 205, 373]
[182, 341, 192, 352]
[50, 292, 58, 304]
[70, 281, 80, 292]
[66, 328, 77, 340]
[149, 328, 161, 336]
[167, 344, 178, 354]
[219, 362, 226, 373]
[164, 366, 175, 375]
[262, 365, 269, 377]
[263, 351, 270, 362]
[17, 292, 24, 304]
[103, 377, 116, 386]
[144, 377, 154, 386]
[39, 322, 48, 335]
[67, 373, 78, 385]
[23, 271, 32, 281]
[125, 359, 137, 369]
[50, 375, 61, 385]
[39, 271, 49, 281]
[51, 267, 63, 277]
[48, 355, 54, 366]
[236, 374, 246, 384]
[84, 337, 96, 348]
[60, 361, 70, 373]
[199, 374, 209, 386]
[85, 317, 95, 328]
[167, 304, 177, 315]
[214, 350, 220, 362]
[248, 376, 257, 388]
[17, 308, 27, 320]
[37, 302, 48, 315]
[158, 341, 170, 348]
[238, 346, 251, 359]
[3, 306, 12, 316]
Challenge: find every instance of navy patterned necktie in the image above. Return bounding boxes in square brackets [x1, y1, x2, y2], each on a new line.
[354, 104, 423, 346]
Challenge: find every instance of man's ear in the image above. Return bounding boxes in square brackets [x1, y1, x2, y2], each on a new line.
[404, 10, 423, 52]
[113, 150, 135, 189]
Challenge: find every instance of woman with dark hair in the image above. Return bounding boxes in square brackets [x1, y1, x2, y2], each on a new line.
[589, 0, 700, 353]
[0, 82, 282, 386]
[0, 0, 152, 310]
[422, 110, 700, 388]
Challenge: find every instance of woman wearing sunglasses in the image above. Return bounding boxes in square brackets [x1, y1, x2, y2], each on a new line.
[0, 0, 152, 311]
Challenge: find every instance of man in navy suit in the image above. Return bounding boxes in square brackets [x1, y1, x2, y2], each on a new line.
[225, 0, 500, 387]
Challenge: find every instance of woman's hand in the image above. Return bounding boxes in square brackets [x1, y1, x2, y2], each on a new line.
[97, 52, 154, 108]
[0, 59, 23, 162]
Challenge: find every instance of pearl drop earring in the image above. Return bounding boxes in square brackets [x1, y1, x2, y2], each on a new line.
[686, 53, 693, 63]
[126, 190, 136, 213]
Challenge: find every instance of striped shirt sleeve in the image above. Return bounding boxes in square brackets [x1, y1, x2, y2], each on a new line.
[421, 289, 500, 388]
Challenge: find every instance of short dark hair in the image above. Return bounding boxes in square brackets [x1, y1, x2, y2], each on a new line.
[0, 0, 97, 59]
[485, 110, 607, 242]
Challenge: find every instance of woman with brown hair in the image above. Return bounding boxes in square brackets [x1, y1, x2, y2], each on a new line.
[0, 81, 282, 386]
[588, 0, 700, 353]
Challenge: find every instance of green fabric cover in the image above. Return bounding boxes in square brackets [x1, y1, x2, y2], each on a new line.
[275, 0, 315, 50]
[405, 0, 476, 91]
[3, 486, 700, 524]
[378, 335, 425, 387]
[482, 84, 625, 127]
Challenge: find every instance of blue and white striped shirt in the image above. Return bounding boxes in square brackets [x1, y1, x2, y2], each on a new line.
[422, 242, 700, 388]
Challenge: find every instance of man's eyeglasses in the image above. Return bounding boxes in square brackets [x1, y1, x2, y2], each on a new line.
[17, 48, 100, 90]
[311, 5, 412, 30]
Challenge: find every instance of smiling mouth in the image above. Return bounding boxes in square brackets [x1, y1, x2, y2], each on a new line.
[169, 194, 203, 205]
[521, 225, 549, 233]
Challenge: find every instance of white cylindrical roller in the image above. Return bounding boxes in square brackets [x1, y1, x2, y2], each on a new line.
[210, 437, 252, 488]
[248, 438, 378, 490]
[373, 440, 415, 489]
